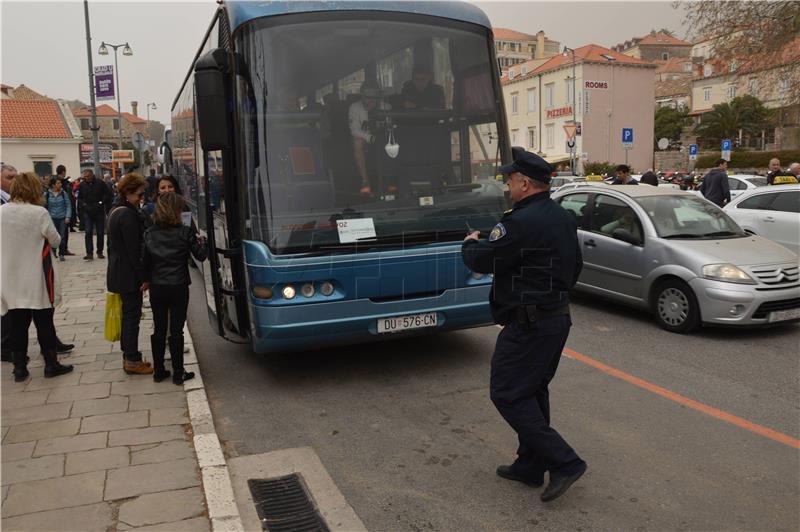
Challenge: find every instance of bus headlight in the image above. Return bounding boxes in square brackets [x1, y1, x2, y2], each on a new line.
[320, 281, 335, 296]
[252, 286, 273, 299]
[471, 272, 484, 280]
[301, 283, 315, 298]
[282, 285, 296, 299]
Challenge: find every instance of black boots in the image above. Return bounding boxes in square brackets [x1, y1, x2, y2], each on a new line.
[169, 335, 194, 385]
[151, 334, 170, 383]
[42, 349, 74, 378]
[12, 351, 30, 382]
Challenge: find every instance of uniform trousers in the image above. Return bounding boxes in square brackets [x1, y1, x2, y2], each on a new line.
[490, 316, 585, 481]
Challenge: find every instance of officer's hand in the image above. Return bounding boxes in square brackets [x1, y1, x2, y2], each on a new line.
[464, 231, 480, 242]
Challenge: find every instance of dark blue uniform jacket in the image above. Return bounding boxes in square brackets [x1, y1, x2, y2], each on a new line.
[462, 192, 583, 325]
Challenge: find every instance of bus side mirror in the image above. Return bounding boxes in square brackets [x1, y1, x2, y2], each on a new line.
[195, 48, 230, 151]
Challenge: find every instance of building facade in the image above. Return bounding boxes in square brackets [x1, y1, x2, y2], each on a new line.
[493, 28, 560, 71]
[503, 45, 656, 173]
[72, 103, 148, 149]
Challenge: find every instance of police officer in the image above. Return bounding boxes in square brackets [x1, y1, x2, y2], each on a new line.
[462, 149, 587, 502]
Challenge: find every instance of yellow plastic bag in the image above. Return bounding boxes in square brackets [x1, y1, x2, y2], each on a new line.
[104, 293, 122, 342]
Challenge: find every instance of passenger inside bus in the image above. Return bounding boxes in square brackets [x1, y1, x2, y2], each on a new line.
[399, 65, 445, 110]
[348, 80, 391, 196]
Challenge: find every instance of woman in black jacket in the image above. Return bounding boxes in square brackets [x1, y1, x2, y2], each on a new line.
[143, 192, 207, 384]
[107, 173, 153, 375]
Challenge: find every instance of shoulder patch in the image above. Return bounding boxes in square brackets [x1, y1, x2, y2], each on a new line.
[489, 223, 507, 242]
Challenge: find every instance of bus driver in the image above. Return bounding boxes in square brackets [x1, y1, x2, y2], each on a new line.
[349, 80, 390, 195]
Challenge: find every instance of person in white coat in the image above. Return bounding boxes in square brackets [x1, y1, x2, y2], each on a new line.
[1, 172, 73, 382]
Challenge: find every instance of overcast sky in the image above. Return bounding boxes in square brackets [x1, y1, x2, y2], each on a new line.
[1, 0, 689, 126]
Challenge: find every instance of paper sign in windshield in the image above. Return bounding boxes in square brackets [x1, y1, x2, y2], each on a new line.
[181, 212, 192, 227]
[336, 218, 376, 243]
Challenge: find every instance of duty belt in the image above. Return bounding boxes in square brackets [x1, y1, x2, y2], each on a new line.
[515, 304, 570, 326]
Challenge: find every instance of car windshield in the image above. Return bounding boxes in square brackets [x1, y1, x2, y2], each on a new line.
[235, 14, 507, 254]
[635, 195, 747, 239]
[745, 176, 768, 187]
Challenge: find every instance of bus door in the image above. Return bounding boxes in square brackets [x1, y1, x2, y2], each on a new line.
[200, 149, 249, 342]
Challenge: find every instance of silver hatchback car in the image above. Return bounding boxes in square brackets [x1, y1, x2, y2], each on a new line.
[552, 185, 800, 333]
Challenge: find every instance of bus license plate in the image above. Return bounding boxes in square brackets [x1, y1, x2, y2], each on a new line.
[377, 313, 437, 334]
[768, 308, 800, 322]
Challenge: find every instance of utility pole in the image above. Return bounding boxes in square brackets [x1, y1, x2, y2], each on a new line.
[83, 0, 101, 178]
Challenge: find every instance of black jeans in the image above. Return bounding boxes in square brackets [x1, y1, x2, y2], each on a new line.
[490, 317, 585, 482]
[5, 307, 58, 353]
[83, 207, 105, 255]
[120, 291, 143, 361]
[150, 285, 189, 344]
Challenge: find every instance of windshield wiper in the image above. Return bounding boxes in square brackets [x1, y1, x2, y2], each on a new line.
[662, 233, 705, 239]
[701, 231, 744, 238]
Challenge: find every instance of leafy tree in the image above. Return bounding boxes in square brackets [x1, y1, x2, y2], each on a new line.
[583, 161, 617, 176]
[694, 103, 740, 146]
[654, 106, 690, 147]
[653, 28, 675, 37]
[730, 94, 774, 134]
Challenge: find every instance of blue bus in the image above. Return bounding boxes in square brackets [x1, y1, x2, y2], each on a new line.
[169, 0, 510, 353]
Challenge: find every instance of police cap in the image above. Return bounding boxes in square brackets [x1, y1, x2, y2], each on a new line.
[499, 149, 553, 184]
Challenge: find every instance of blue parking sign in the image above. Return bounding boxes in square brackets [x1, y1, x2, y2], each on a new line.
[721, 139, 732, 151]
[689, 144, 698, 156]
[622, 128, 634, 143]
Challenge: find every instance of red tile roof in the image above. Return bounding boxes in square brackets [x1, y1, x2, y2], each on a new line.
[655, 56, 693, 74]
[502, 44, 655, 84]
[493, 28, 536, 41]
[10, 84, 49, 100]
[0, 99, 71, 139]
[637, 33, 692, 46]
[122, 112, 146, 124]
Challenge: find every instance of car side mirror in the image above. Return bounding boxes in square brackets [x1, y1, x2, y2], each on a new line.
[612, 227, 641, 246]
[194, 48, 230, 151]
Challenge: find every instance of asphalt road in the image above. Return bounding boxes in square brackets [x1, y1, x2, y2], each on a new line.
[187, 281, 800, 531]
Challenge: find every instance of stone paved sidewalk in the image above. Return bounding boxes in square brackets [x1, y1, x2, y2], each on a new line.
[1, 232, 239, 531]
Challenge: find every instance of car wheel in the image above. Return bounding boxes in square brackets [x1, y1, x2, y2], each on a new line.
[653, 279, 701, 333]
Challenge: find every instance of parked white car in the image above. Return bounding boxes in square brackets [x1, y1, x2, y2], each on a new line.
[724, 184, 800, 255]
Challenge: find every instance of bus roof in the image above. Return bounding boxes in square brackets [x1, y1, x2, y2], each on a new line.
[224, 1, 492, 32]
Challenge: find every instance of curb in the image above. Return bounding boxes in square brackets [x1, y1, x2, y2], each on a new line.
[183, 325, 245, 532]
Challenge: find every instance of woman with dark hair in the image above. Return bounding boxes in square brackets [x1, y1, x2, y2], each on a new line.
[142, 175, 182, 218]
[1, 172, 73, 381]
[107, 172, 153, 375]
[44, 177, 72, 260]
[143, 192, 207, 384]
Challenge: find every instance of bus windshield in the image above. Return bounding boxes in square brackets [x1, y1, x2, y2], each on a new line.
[235, 14, 507, 255]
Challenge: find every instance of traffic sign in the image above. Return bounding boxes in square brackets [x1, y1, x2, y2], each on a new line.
[566, 139, 576, 152]
[622, 127, 633, 149]
[132, 132, 146, 152]
[112, 150, 134, 163]
[563, 123, 577, 141]
[689, 144, 698, 161]
[721, 139, 732, 161]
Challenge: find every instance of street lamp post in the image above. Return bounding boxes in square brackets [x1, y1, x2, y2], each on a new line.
[82, 0, 101, 178]
[98, 41, 132, 174]
[146, 102, 156, 171]
[563, 46, 578, 174]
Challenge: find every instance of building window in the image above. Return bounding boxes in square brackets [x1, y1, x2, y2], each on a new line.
[527, 88, 536, 113]
[682, 62, 692, 73]
[33, 161, 52, 177]
[749, 78, 758, 95]
[511, 129, 519, 145]
[729, 60, 738, 72]
[565, 78, 573, 105]
[780, 78, 790, 93]
[703, 87, 711, 102]
[521, 66, 528, 75]
[661, 52, 669, 60]
[80, 118, 89, 130]
[545, 83, 554, 108]
[545, 124, 554, 148]
[728, 85, 737, 99]
[703, 64, 713, 77]
[113, 118, 120, 130]
[511, 92, 519, 114]
[528, 127, 537, 149]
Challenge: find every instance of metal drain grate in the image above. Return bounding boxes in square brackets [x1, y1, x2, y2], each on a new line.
[248, 474, 329, 532]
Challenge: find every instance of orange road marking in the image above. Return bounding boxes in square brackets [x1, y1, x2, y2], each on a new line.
[562, 347, 800, 450]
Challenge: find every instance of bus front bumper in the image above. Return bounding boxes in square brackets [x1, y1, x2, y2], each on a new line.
[249, 286, 493, 353]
